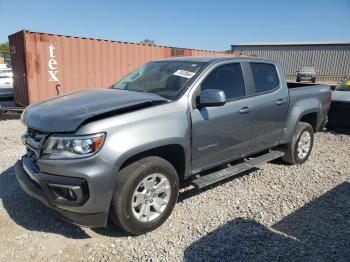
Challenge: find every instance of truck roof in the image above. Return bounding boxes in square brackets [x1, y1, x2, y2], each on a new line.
[155, 56, 277, 64]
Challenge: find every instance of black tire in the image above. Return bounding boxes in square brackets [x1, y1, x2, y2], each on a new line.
[282, 122, 314, 165]
[296, 77, 300, 82]
[312, 77, 316, 83]
[110, 156, 179, 235]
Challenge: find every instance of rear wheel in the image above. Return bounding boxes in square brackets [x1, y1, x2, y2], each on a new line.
[282, 122, 314, 165]
[110, 156, 179, 235]
[312, 77, 316, 83]
[296, 77, 300, 82]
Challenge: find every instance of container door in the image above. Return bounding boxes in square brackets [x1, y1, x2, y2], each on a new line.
[9, 31, 29, 107]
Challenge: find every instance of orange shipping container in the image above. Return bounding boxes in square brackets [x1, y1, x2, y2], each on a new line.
[9, 30, 231, 106]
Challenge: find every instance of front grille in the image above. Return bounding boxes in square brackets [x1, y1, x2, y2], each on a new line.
[26, 128, 47, 149]
[24, 128, 48, 160]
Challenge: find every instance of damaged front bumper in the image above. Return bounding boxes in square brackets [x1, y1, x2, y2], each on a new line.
[14, 156, 108, 228]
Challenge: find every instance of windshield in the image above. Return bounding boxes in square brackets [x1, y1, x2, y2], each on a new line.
[112, 61, 205, 100]
[337, 78, 350, 91]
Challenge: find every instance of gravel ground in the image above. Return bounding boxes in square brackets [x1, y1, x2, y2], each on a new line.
[0, 119, 349, 261]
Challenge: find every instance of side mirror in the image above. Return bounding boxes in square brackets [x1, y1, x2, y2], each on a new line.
[197, 89, 226, 107]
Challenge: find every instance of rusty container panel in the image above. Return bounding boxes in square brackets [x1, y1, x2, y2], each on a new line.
[9, 30, 229, 106]
[8, 31, 29, 107]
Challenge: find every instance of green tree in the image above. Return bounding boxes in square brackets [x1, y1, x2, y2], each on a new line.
[0, 42, 9, 52]
[140, 39, 156, 45]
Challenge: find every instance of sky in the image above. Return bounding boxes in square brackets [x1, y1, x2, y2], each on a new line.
[0, 0, 349, 51]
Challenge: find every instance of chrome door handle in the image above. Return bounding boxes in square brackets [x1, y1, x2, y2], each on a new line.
[276, 99, 285, 105]
[239, 107, 251, 114]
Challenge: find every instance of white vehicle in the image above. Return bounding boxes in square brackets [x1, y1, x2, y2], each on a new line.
[0, 63, 9, 70]
[0, 68, 13, 88]
[296, 67, 317, 83]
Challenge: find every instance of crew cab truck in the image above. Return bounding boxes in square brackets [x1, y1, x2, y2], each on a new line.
[15, 57, 331, 235]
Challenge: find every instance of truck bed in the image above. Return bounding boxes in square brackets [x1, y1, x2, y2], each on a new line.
[288, 82, 331, 109]
[287, 83, 330, 131]
[288, 83, 330, 100]
[287, 82, 322, 89]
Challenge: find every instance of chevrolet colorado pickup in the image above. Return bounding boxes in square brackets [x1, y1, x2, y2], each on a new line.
[15, 56, 331, 235]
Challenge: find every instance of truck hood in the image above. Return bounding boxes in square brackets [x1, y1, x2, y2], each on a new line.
[22, 88, 167, 132]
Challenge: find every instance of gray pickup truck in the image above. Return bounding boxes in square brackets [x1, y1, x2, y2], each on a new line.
[15, 56, 331, 235]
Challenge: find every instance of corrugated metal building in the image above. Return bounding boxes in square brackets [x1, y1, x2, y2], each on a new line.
[231, 41, 350, 82]
[9, 30, 232, 106]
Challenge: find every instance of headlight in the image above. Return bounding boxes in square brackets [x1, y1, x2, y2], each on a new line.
[42, 133, 106, 160]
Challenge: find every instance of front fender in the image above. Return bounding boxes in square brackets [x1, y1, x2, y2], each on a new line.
[112, 137, 188, 174]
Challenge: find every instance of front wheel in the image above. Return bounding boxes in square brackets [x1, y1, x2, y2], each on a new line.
[110, 156, 179, 235]
[282, 122, 314, 165]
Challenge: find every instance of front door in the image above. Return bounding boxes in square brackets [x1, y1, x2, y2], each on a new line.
[191, 62, 255, 172]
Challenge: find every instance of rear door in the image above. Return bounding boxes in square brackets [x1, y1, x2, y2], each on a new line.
[248, 62, 289, 151]
[190, 62, 255, 172]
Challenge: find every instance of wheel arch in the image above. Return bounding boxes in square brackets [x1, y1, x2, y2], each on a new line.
[115, 142, 188, 181]
[299, 112, 318, 132]
[281, 106, 320, 144]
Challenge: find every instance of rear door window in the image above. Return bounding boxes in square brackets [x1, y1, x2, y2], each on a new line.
[250, 63, 280, 94]
[201, 63, 245, 100]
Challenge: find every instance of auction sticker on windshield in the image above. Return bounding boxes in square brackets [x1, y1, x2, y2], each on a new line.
[173, 70, 196, 79]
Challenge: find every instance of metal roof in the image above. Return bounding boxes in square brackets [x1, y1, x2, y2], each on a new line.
[232, 41, 350, 46]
